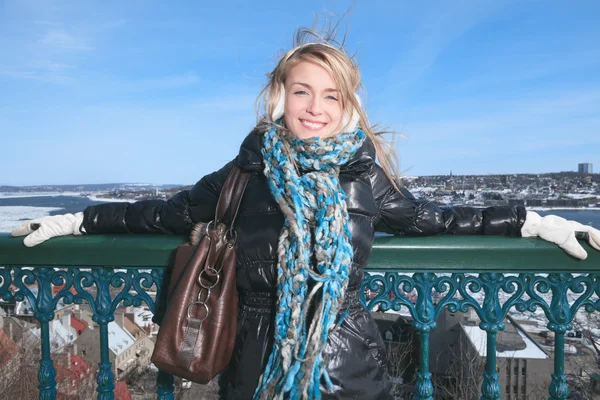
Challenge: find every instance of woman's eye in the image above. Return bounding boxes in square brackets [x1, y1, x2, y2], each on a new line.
[294, 90, 308, 96]
[326, 95, 338, 101]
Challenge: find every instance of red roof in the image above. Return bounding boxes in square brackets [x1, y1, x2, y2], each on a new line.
[114, 381, 133, 400]
[0, 328, 19, 367]
[55, 354, 92, 387]
[70, 315, 88, 335]
[52, 283, 77, 296]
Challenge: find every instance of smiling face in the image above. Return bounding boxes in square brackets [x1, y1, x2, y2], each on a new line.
[283, 61, 343, 139]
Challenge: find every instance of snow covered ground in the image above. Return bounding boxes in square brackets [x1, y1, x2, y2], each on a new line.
[0, 205, 64, 233]
[0, 192, 83, 198]
[0, 192, 131, 203]
[0, 192, 130, 233]
[84, 195, 131, 203]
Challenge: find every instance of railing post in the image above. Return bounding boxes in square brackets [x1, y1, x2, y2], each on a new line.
[415, 331, 434, 400]
[545, 273, 576, 400]
[156, 370, 175, 400]
[548, 332, 568, 400]
[10, 268, 59, 400]
[37, 316, 57, 400]
[97, 322, 115, 400]
[412, 273, 438, 400]
[480, 331, 500, 400]
[457, 273, 528, 400]
[86, 268, 117, 400]
[34, 269, 58, 400]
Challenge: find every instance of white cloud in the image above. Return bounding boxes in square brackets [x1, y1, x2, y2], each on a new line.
[187, 94, 259, 113]
[445, 49, 600, 93]
[0, 60, 75, 84]
[123, 73, 201, 91]
[384, 1, 509, 97]
[41, 30, 93, 51]
[1, 27, 94, 83]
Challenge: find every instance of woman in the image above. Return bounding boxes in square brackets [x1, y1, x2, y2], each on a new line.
[12, 30, 600, 399]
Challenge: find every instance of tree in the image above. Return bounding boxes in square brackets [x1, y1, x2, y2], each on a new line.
[0, 326, 98, 400]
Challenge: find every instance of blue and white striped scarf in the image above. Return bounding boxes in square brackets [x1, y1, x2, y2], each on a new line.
[254, 124, 366, 400]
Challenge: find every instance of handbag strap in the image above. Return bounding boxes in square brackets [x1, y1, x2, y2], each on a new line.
[214, 164, 250, 228]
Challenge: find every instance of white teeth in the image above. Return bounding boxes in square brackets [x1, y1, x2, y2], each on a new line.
[301, 120, 325, 130]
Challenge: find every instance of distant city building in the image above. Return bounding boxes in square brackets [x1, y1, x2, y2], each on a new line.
[578, 163, 593, 174]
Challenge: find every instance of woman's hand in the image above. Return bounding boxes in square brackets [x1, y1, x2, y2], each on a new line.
[521, 211, 600, 259]
[11, 212, 85, 247]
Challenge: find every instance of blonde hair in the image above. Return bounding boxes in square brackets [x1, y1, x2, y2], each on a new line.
[255, 28, 401, 191]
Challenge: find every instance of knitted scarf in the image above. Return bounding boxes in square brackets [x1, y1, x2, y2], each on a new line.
[253, 124, 366, 400]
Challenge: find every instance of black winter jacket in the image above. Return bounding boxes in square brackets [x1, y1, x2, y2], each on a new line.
[83, 132, 526, 399]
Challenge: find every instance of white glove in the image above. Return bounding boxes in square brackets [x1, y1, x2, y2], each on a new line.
[521, 211, 600, 260]
[11, 212, 85, 247]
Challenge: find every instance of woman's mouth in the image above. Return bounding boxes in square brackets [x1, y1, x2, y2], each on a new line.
[300, 119, 327, 131]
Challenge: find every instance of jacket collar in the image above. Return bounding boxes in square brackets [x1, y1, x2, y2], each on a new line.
[237, 130, 375, 174]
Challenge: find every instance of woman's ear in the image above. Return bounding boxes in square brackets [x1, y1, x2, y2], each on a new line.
[339, 93, 362, 133]
[270, 85, 285, 121]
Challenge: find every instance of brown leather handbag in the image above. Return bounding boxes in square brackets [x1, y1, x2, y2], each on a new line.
[151, 165, 250, 383]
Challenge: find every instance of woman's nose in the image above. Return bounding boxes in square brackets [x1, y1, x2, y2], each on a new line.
[306, 97, 323, 115]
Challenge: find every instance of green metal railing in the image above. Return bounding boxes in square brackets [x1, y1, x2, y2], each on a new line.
[1, 233, 599, 400]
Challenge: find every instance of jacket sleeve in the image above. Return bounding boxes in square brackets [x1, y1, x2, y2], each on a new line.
[82, 159, 236, 235]
[371, 164, 526, 236]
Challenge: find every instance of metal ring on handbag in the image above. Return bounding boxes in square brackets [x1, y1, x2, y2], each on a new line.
[197, 287, 211, 303]
[198, 267, 220, 288]
[186, 301, 209, 321]
[225, 227, 237, 245]
[205, 220, 215, 235]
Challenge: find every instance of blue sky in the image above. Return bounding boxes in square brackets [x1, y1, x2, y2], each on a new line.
[1, 0, 599, 185]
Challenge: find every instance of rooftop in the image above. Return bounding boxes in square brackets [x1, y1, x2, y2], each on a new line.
[462, 322, 549, 359]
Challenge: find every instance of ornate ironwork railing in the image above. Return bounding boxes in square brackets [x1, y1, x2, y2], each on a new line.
[1, 233, 599, 400]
